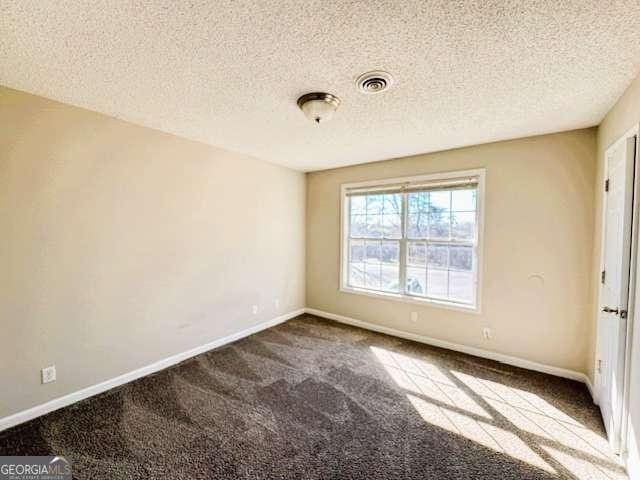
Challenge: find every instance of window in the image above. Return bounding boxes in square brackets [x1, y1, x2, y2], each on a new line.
[341, 169, 484, 312]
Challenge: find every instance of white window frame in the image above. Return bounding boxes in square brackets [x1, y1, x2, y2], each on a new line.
[340, 168, 485, 314]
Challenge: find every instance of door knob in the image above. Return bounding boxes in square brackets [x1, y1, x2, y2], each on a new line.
[602, 306, 619, 314]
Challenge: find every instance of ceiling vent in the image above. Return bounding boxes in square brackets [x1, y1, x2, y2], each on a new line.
[356, 71, 393, 94]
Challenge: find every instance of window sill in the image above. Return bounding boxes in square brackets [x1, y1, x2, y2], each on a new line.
[339, 286, 481, 315]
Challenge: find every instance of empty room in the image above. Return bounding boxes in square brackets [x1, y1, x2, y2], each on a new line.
[2, 2, 640, 479]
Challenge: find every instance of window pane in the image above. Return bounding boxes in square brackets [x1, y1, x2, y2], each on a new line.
[427, 269, 448, 298]
[349, 262, 365, 288]
[381, 241, 399, 264]
[365, 240, 381, 263]
[383, 194, 401, 214]
[429, 190, 450, 210]
[449, 271, 474, 303]
[408, 192, 429, 214]
[364, 264, 381, 289]
[346, 182, 479, 307]
[365, 214, 383, 238]
[381, 264, 400, 292]
[427, 245, 448, 269]
[408, 241, 426, 266]
[451, 211, 475, 241]
[350, 214, 366, 237]
[349, 239, 364, 263]
[407, 213, 428, 238]
[366, 195, 383, 215]
[382, 214, 401, 238]
[350, 195, 366, 214]
[452, 189, 476, 212]
[449, 246, 473, 271]
[428, 210, 450, 239]
[407, 267, 426, 296]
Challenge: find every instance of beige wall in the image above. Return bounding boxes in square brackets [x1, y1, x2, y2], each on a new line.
[2, 76, 630, 441]
[594, 72, 640, 479]
[0, 87, 306, 418]
[307, 129, 597, 374]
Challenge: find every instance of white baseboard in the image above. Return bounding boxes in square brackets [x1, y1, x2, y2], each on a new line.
[0, 308, 305, 433]
[584, 375, 597, 404]
[0, 306, 597, 434]
[305, 308, 593, 389]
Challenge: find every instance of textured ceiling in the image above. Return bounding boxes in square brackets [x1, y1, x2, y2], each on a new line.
[2, 1, 640, 171]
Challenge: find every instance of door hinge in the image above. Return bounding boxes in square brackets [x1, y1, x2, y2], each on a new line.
[605, 179, 610, 192]
[601, 270, 606, 284]
[598, 359, 602, 374]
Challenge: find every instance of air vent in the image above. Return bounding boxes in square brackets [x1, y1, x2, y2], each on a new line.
[356, 71, 393, 94]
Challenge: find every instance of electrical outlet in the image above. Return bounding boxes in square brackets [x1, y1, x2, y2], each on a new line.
[252, 305, 259, 315]
[41, 365, 56, 384]
[410, 312, 418, 322]
[274, 299, 280, 309]
[482, 327, 492, 340]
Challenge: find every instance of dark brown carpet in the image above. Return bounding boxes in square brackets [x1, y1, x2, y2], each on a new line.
[0, 315, 626, 479]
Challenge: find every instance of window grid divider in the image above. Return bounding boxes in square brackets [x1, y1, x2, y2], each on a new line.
[399, 191, 408, 296]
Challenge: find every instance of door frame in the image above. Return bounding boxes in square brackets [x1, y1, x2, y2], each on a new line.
[594, 124, 640, 456]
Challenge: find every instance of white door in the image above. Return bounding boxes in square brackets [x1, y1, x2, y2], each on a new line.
[596, 135, 637, 451]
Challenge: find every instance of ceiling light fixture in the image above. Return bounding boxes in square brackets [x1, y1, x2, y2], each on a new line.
[356, 71, 393, 94]
[297, 92, 341, 124]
